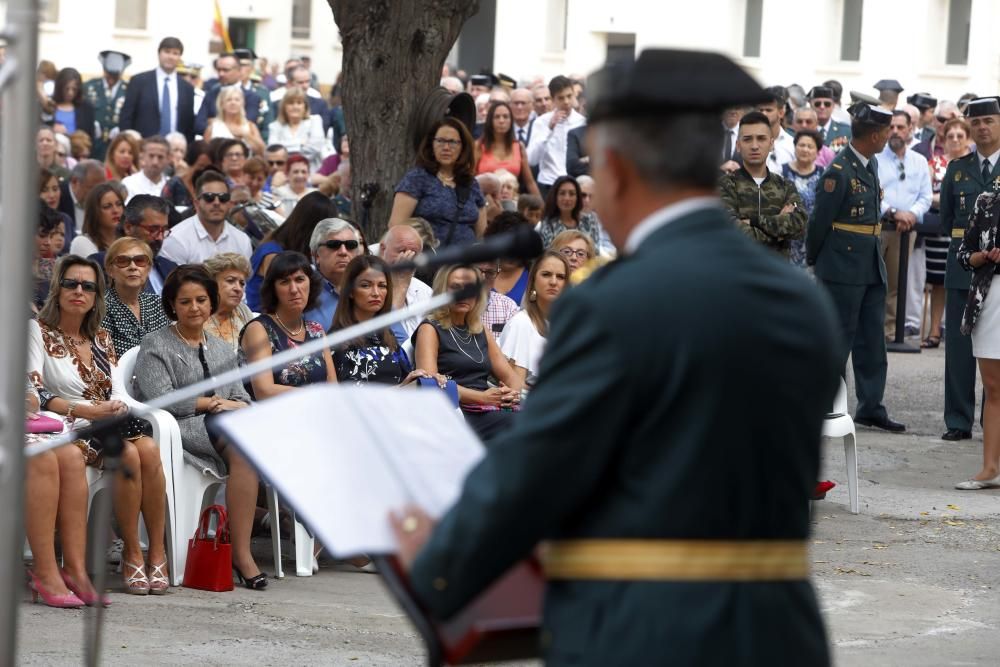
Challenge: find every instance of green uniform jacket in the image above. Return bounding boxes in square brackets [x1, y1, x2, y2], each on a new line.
[411, 205, 839, 666]
[719, 166, 806, 258]
[249, 82, 273, 142]
[940, 152, 1000, 290]
[824, 119, 852, 150]
[807, 146, 886, 285]
[83, 77, 128, 162]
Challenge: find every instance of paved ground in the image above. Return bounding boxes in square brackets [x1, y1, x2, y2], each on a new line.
[15, 341, 1000, 665]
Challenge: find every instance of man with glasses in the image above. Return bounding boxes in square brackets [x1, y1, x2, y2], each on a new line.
[194, 52, 263, 137]
[510, 88, 536, 146]
[263, 144, 289, 191]
[304, 218, 364, 330]
[809, 85, 851, 151]
[88, 196, 176, 294]
[159, 171, 252, 265]
[476, 260, 519, 340]
[877, 110, 932, 339]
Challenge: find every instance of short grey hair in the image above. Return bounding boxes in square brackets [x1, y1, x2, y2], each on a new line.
[794, 106, 818, 121]
[576, 174, 594, 188]
[70, 158, 104, 181]
[165, 131, 187, 148]
[591, 114, 723, 189]
[309, 217, 360, 255]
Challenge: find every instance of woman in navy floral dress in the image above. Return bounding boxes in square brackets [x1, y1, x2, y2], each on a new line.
[782, 130, 823, 268]
[240, 251, 337, 398]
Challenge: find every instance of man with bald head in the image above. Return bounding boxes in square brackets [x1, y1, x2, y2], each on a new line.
[379, 224, 433, 339]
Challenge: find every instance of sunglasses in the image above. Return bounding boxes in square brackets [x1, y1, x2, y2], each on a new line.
[112, 254, 151, 268]
[267, 160, 286, 167]
[936, 115, 952, 124]
[199, 192, 232, 204]
[897, 162, 906, 182]
[812, 100, 833, 108]
[60, 278, 98, 293]
[320, 239, 360, 251]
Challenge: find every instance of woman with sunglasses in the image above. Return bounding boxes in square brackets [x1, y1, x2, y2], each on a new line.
[100, 237, 169, 357]
[69, 182, 125, 258]
[134, 266, 263, 589]
[28, 255, 170, 598]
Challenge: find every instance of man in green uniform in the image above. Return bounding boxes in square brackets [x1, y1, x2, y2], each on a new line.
[719, 110, 806, 259]
[391, 50, 840, 666]
[235, 48, 272, 143]
[939, 97, 1000, 440]
[83, 50, 130, 161]
[807, 102, 906, 432]
[810, 85, 851, 151]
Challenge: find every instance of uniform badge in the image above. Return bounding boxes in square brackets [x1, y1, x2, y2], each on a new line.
[859, 206, 865, 216]
[824, 178, 836, 193]
[955, 172, 962, 181]
[850, 207, 857, 217]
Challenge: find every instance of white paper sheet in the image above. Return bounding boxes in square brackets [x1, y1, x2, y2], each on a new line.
[214, 384, 484, 557]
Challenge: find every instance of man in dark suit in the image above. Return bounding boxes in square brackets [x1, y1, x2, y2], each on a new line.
[119, 37, 195, 143]
[58, 159, 106, 254]
[807, 102, 905, 432]
[392, 50, 839, 666]
[194, 52, 263, 136]
[565, 125, 589, 177]
[90, 195, 176, 294]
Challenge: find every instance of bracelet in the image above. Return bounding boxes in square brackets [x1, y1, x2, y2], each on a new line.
[66, 401, 78, 419]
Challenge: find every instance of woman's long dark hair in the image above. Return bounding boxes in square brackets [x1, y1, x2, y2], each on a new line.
[264, 191, 340, 255]
[482, 101, 514, 152]
[541, 175, 582, 223]
[81, 182, 124, 251]
[329, 255, 397, 351]
[414, 117, 476, 187]
[52, 68, 83, 106]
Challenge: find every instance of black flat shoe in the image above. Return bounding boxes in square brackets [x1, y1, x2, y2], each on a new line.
[233, 566, 268, 590]
[855, 415, 906, 433]
[941, 428, 972, 441]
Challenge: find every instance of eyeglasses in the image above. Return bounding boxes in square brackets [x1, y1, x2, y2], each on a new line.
[897, 161, 906, 182]
[198, 192, 232, 203]
[559, 248, 589, 260]
[433, 138, 462, 148]
[137, 223, 170, 238]
[111, 254, 151, 269]
[320, 239, 360, 251]
[224, 151, 246, 160]
[812, 100, 833, 108]
[936, 115, 953, 124]
[479, 267, 499, 279]
[59, 278, 98, 293]
[267, 160, 286, 167]
[100, 200, 124, 211]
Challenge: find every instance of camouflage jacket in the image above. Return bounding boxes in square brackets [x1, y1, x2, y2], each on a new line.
[719, 166, 806, 257]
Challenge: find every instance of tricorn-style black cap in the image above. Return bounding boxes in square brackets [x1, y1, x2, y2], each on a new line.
[906, 92, 937, 110]
[808, 85, 835, 100]
[587, 49, 768, 123]
[966, 97, 1000, 117]
[874, 79, 904, 93]
[847, 102, 892, 126]
[233, 48, 256, 64]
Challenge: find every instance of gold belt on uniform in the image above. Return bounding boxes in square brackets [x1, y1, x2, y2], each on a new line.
[832, 222, 882, 236]
[541, 539, 809, 581]
[952, 228, 967, 239]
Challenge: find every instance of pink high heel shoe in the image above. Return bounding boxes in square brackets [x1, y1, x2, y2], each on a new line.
[27, 570, 84, 608]
[61, 570, 112, 607]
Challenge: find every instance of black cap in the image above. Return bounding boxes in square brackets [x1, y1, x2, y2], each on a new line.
[808, 85, 835, 100]
[233, 48, 256, 64]
[966, 97, 1000, 117]
[587, 49, 768, 123]
[874, 79, 904, 93]
[469, 74, 491, 87]
[906, 92, 937, 111]
[98, 50, 131, 74]
[847, 102, 892, 126]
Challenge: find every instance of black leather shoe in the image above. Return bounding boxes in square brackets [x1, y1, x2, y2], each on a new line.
[855, 415, 906, 432]
[941, 428, 972, 441]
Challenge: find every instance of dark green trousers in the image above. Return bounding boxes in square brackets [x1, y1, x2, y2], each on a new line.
[820, 280, 889, 421]
[944, 288, 977, 431]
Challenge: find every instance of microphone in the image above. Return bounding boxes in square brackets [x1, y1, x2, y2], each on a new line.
[392, 225, 544, 273]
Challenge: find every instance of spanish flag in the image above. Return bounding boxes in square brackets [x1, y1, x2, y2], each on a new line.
[213, 0, 233, 52]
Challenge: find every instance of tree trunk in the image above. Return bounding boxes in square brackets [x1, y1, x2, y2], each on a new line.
[328, 0, 479, 243]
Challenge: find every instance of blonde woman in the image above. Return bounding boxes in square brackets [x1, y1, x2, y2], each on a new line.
[267, 88, 326, 172]
[413, 264, 523, 443]
[204, 86, 265, 155]
[203, 252, 256, 351]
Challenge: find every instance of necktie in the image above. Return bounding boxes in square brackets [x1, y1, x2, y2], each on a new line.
[820, 127, 827, 142]
[159, 78, 172, 137]
[518, 128, 526, 144]
[723, 130, 733, 160]
[983, 158, 992, 183]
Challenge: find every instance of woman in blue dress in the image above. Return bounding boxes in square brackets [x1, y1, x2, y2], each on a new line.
[781, 130, 823, 269]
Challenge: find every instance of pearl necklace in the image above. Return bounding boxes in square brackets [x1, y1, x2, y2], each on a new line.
[274, 312, 304, 337]
[172, 323, 205, 347]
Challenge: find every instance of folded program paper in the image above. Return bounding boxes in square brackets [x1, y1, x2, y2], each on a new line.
[214, 384, 485, 557]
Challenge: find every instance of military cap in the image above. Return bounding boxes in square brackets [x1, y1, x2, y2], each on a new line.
[469, 73, 499, 88]
[98, 50, 131, 74]
[847, 102, 892, 126]
[848, 90, 881, 106]
[587, 49, 768, 123]
[873, 79, 904, 93]
[496, 73, 517, 90]
[233, 48, 256, 65]
[966, 97, 1000, 117]
[808, 85, 835, 100]
[906, 92, 937, 110]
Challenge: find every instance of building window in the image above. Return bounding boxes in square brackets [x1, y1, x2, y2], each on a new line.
[946, 0, 971, 65]
[839, 0, 863, 61]
[545, 0, 568, 52]
[115, 0, 147, 30]
[292, 0, 312, 40]
[41, 0, 59, 23]
[742, 0, 763, 58]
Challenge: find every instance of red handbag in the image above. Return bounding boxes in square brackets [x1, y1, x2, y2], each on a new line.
[182, 504, 234, 592]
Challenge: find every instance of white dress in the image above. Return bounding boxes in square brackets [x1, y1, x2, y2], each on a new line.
[498, 310, 546, 380]
[267, 115, 328, 172]
[972, 274, 1000, 359]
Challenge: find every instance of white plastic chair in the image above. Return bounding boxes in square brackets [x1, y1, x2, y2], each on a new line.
[115, 346, 184, 585]
[265, 486, 315, 578]
[821, 376, 859, 513]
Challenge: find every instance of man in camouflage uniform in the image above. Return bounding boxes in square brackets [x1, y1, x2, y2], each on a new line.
[719, 110, 806, 259]
[83, 50, 130, 161]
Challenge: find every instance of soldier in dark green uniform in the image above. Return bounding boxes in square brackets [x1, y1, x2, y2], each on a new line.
[235, 49, 272, 143]
[939, 97, 1000, 440]
[391, 50, 840, 666]
[719, 110, 806, 259]
[807, 102, 907, 432]
[810, 85, 851, 151]
[83, 50, 130, 162]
